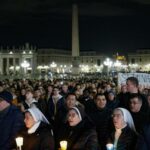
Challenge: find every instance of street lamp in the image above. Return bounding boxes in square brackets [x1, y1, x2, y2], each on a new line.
[21, 60, 30, 75]
[103, 58, 113, 76]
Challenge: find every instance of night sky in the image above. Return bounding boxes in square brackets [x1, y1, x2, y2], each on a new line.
[0, 0, 150, 54]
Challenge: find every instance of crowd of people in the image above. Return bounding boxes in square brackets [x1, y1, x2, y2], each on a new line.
[0, 76, 150, 150]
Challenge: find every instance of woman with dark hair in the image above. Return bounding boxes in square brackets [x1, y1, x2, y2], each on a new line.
[108, 107, 137, 150]
[18, 106, 55, 150]
[58, 106, 100, 150]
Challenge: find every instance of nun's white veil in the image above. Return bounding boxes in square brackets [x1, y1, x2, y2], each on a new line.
[115, 107, 136, 132]
[27, 106, 49, 124]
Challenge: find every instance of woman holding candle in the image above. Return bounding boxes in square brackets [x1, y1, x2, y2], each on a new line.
[108, 107, 137, 150]
[18, 106, 55, 150]
[58, 105, 100, 150]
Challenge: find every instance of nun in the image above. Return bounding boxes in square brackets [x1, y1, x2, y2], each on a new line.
[108, 107, 137, 150]
[18, 106, 55, 150]
[58, 105, 100, 150]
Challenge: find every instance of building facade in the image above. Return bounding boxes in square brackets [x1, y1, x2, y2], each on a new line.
[0, 43, 106, 77]
[128, 49, 150, 72]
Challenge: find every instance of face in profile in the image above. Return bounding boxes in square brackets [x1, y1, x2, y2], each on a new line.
[24, 112, 36, 128]
[67, 109, 81, 126]
[112, 109, 126, 129]
[121, 85, 127, 93]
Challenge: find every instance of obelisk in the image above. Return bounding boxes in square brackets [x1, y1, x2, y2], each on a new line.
[72, 4, 80, 74]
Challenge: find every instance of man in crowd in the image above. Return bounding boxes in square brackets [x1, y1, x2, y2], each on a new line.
[118, 77, 149, 113]
[0, 91, 24, 150]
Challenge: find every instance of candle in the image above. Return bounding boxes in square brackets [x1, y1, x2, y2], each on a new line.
[60, 141, 67, 150]
[16, 137, 23, 149]
[106, 143, 114, 150]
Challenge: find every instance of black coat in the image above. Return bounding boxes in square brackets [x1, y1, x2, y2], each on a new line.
[136, 124, 150, 150]
[109, 126, 137, 150]
[106, 99, 119, 111]
[0, 105, 24, 150]
[89, 107, 113, 150]
[19, 122, 55, 150]
[58, 117, 100, 150]
[130, 111, 149, 134]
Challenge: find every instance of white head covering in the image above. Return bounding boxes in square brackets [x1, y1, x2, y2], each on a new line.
[115, 107, 136, 132]
[27, 106, 49, 124]
[71, 107, 82, 121]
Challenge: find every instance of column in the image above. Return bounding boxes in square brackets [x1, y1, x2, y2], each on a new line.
[13, 58, 16, 74]
[0, 54, 2, 74]
[6, 58, 9, 75]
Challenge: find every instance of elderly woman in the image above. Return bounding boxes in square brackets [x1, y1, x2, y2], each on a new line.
[18, 106, 54, 150]
[58, 106, 100, 150]
[108, 107, 137, 150]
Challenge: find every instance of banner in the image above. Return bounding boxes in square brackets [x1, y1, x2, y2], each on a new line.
[118, 73, 150, 88]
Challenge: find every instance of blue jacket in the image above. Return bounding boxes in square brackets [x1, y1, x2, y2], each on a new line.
[0, 105, 24, 150]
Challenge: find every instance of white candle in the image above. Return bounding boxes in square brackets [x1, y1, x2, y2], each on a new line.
[106, 143, 114, 150]
[16, 137, 23, 147]
[60, 141, 67, 150]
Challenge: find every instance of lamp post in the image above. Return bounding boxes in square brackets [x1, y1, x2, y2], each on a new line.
[21, 60, 30, 76]
[103, 58, 112, 77]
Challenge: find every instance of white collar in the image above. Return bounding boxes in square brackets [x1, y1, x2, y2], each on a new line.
[28, 121, 41, 134]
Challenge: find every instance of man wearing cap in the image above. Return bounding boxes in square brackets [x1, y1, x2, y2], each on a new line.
[0, 90, 24, 150]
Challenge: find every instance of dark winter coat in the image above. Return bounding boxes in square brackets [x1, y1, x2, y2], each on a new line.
[136, 124, 150, 150]
[89, 107, 113, 150]
[109, 126, 137, 150]
[130, 111, 149, 134]
[79, 96, 96, 114]
[47, 96, 64, 122]
[19, 122, 55, 150]
[106, 98, 119, 111]
[0, 105, 24, 150]
[58, 117, 100, 150]
[117, 92, 129, 109]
